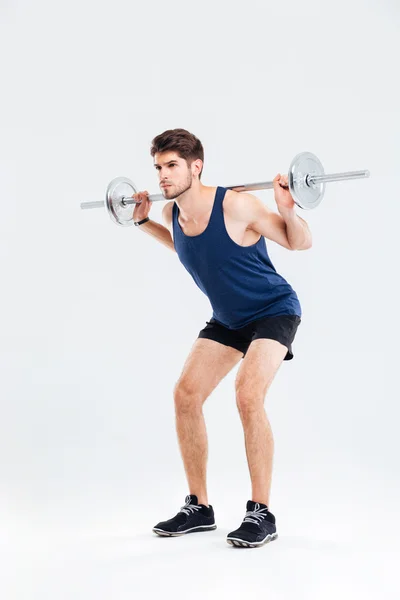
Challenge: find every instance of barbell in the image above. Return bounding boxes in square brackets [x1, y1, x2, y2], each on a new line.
[80, 151, 370, 227]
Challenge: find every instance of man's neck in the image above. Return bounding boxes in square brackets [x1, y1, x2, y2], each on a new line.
[175, 185, 217, 223]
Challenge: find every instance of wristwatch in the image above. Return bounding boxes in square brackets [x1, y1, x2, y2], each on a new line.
[134, 217, 150, 227]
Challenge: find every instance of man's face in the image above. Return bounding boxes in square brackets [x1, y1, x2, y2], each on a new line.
[154, 151, 196, 199]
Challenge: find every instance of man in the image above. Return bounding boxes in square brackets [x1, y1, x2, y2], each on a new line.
[133, 128, 312, 548]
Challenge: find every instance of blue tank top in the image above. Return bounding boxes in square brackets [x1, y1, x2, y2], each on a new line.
[172, 186, 302, 329]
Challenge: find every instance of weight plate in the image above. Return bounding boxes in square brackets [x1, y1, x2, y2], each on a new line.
[288, 152, 325, 210]
[105, 177, 137, 226]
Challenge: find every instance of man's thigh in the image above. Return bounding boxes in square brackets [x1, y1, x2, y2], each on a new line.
[175, 338, 243, 401]
[235, 338, 288, 401]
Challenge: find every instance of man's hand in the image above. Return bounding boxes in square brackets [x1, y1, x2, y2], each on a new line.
[272, 174, 295, 212]
[132, 190, 152, 223]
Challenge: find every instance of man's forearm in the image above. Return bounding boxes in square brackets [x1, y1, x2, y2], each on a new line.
[135, 219, 176, 252]
[279, 207, 312, 250]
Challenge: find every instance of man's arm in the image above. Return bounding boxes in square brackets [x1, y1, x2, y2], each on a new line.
[228, 192, 312, 251]
[135, 201, 176, 253]
[277, 206, 313, 251]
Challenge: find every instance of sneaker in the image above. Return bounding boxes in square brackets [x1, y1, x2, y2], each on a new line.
[226, 500, 278, 548]
[152, 494, 217, 537]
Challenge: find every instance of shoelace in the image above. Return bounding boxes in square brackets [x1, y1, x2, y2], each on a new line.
[179, 496, 202, 516]
[243, 502, 268, 525]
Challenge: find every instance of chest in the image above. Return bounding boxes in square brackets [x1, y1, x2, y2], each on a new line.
[171, 193, 260, 247]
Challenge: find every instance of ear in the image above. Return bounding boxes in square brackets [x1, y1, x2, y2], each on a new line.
[192, 158, 203, 177]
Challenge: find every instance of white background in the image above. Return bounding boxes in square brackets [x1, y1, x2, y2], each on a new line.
[1, 0, 399, 598]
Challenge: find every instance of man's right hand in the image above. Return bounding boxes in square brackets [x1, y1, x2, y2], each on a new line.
[132, 191, 152, 223]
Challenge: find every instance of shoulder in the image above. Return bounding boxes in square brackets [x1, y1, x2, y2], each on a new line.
[223, 189, 270, 224]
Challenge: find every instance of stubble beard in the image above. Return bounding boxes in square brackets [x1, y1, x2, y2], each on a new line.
[163, 172, 193, 200]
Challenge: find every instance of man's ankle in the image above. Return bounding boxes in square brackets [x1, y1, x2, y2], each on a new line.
[195, 497, 209, 507]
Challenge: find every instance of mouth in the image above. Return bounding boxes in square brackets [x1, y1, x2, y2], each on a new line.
[161, 184, 171, 188]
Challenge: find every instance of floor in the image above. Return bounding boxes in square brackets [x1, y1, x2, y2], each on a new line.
[3, 497, 399, 600]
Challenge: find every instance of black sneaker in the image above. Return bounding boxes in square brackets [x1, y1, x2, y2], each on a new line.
[226, 500, 278, 548]
[152, 494, 217, 537]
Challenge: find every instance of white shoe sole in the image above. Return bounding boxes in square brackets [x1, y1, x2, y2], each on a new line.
[226, 532, 278, 548]
[153, 524, 217, 537]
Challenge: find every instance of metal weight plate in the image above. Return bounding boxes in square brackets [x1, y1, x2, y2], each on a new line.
[288, 152, 325, 210]
[105, 176, 138, 226]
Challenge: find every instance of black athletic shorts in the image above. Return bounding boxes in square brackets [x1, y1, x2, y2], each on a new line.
[198, 314, 301, 361]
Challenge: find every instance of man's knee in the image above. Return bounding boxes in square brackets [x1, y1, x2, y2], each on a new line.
[235, 383, 265, 415]
[173, 379, 204, 413]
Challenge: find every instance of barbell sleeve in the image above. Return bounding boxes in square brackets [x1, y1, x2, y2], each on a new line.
[308, 169, 370, 186]
[80, 200, 106, 209]
[80, 193, 165, 210]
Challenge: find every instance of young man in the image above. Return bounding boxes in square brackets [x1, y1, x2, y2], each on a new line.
[133, 128, 312, 548]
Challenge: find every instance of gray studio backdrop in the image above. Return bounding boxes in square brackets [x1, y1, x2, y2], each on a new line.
[1, 0, 399, 598]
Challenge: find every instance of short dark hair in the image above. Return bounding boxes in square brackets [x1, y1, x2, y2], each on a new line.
[150, 128, 204, 180]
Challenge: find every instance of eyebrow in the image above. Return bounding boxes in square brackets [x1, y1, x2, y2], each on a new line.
[153, 160, 178, 167]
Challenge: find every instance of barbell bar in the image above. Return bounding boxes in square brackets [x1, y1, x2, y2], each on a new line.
[80, 151, 370, 227]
